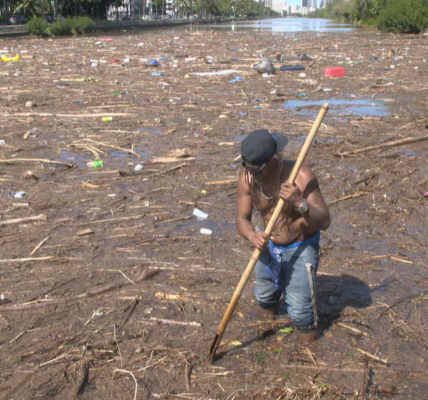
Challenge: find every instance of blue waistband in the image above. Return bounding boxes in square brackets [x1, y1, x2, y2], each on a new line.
[269, 231, 320, 250]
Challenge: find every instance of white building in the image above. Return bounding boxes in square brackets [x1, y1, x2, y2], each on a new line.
[270, 0, 287, 14]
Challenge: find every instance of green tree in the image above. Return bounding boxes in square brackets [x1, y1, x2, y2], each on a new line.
[377, 0, 428, 33]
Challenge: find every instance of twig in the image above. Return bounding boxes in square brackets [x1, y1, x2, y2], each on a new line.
[356, 348, 388, 365]
[185, 363, 191, 391]
[0, 214, 47, 226]
[83, 138, 140, 158]
[9, 330, 26, 344]
[327, 192, 367, 206]
[376, 292, 427, 319]
[362, 361, 368, 400]
[390, 256, 413, 264]
[29, 236, 50, 256]
[150, 318, 201, 327]
[337, 134, 428, 157]
[306, 348, 319, 368]
[78, 214, 146, 225]
[148, 163, 186, 178]
[114, 325, 123, 368]
[109, 269, 136, 285]
[0, 301, 60, 311]
[116, 297, 140, 333]
[0, 158, 74, 167]
[0, 256, 54, 263]
[137, 356, 167, 372]
[9, 112, 135, 118]
[113, 369, 138, 400]
[39, 353, 70, 367]
[336, 322, 369, 336]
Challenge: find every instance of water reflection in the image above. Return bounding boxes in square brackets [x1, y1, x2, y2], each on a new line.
[87, 17, 356, 38]
[201, 18, 355, 33]
[283, 98, 395, 117]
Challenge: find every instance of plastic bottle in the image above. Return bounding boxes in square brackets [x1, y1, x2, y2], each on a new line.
[193, 208, 209, 220]
[151, 71, 164, 76]
[87, 160, 104, 168]
[102, 117, 113, 122]
[324, 67, 345, 77]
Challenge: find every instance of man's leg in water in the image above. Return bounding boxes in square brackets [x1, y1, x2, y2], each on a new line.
[281, 243, 320, 343]
[253, 247, 282, 318]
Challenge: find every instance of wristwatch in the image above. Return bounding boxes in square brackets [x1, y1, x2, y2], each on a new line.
[295, 199, 309, 215]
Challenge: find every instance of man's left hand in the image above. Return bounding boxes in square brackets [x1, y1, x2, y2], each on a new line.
[279, 183, 303, 208]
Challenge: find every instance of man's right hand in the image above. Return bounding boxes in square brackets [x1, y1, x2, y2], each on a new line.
[250, 231, 270, 250]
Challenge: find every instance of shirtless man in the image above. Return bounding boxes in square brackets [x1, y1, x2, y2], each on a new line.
[236, 129, 331, 343]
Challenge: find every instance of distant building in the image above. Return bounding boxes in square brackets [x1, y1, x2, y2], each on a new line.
[288, 4, 298, 14]
[270, 0, 287, 13]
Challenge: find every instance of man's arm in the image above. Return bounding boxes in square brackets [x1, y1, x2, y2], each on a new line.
[236, 171, 270, 250]
[280, 165, 331, 232]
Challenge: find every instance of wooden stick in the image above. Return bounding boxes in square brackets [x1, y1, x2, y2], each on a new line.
[209, 103, 329, 360]
[0, 158, 74, 168]
[29, 236, 50, 256]
[7, 112, 135, 118]
[337, 135, 428, 157]
[390, 256, 413, 264]
[78, 214, 146, 225]
[0, 256, 53, 264]
[0, 214, 47, 226]
[336, 322, 369, 336]
[356, 348, 388, 365]
[39, 353, 70, 367]
[148, 163, 186, 178]
[306, 348, 319, 368]
[327, 192, 367, 206]
[150, 318, 201, 327]
[185, 363, 191, 391]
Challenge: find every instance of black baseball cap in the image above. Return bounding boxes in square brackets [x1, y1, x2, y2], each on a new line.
[241, 129, 288, 165]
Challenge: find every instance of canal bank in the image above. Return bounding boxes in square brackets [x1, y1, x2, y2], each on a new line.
[0, 16, 243, 38]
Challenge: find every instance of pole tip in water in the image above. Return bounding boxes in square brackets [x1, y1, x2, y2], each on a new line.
[322, 102, 329, 110]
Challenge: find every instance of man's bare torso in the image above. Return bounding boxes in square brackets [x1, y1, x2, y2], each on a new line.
[248, 160, 316, 245]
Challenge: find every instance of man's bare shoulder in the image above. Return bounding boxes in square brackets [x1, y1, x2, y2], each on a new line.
[237, 169, 251, 194]
[281, 160, 316, 184]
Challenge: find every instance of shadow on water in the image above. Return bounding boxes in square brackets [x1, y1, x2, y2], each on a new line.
[317, 274, 373, 329]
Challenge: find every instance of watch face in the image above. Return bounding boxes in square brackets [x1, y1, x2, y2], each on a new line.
[298, 200, 309, 213]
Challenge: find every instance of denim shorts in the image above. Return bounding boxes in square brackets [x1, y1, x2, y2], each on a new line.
[254, 238, 320, 333]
